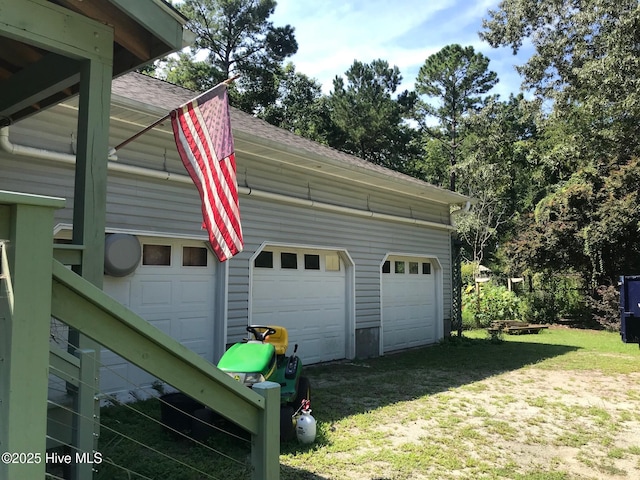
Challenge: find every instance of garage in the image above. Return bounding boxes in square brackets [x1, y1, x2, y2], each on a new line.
[250, 246, 352, 365]
[101, 236, 216, 395]
[382, 254, 438, 353]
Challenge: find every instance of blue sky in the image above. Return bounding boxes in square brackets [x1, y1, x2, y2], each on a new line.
[270, 0, 534, 98]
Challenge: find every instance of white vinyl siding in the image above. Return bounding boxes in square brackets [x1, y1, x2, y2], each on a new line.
[1, 96, 456, 361]
[227, 197, 451, 345]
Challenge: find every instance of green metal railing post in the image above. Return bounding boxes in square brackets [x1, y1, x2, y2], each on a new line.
[251, 381, 280, 480]
[0, 191, 65, 480]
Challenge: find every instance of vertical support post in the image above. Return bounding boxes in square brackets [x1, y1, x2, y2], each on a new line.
[71, 56, 112, 287]
[68, 55, 113, 479]
[71, 349, 99, 479]
[251, 381, 280, 480]
[0, 193, 64, 480]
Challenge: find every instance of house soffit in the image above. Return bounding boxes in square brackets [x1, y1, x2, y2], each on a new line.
[0, 0, 190, 127]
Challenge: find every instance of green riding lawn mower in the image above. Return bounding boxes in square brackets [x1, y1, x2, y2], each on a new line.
[161, 325, 311, 442]
[218, 325, 311, 440]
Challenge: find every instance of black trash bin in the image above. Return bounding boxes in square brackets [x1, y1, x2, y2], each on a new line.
[159, 392, 204, 435]
[620, 275, 640, 344]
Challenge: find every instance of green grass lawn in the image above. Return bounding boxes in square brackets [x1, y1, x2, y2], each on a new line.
[464, 327, 640, 374]
[94, 328, 640, 480]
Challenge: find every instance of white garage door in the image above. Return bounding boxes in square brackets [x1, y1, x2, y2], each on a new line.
[101, 237, 216, 396]
[382, 255, 436, 353]
[252, 247, 347, 365]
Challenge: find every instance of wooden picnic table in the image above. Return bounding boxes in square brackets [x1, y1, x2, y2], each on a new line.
[489, 321, 549, 335]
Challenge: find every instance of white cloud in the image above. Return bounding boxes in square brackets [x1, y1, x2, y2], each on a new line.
[272, 0, 455, 90]
[271, 0, 532, 96]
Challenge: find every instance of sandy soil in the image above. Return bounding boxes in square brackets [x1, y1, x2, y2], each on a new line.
[374, 368, 640, 479]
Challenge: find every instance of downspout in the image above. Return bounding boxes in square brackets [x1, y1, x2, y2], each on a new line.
[1, 126, 457, 231]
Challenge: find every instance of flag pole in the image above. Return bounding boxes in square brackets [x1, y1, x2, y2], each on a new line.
[111, 74, 239, 154]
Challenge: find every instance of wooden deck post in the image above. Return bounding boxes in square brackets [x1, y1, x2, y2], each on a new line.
[0, 191, 65, 480]
[68, 55, 113, 480]
[251, 381, 281, 480]
[71, 349, 99, 479]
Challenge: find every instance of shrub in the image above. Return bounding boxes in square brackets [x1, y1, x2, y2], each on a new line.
[518, 291, 550, 324]
[587, 285, 620, 331]
[461, 300, 476, 330]
[462, 283, 521, 328]
[518, 273, 589, 324]
[461, 261, 478, 287]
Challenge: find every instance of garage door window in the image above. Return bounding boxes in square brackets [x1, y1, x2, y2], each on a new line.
[142, 244, 171, 266]
[304, 254, 320, 270]
[326, 254, 341, 271]
[183, 246, 207, 267]
[281, 252, 298, 269]
[384, 258, 433, 275]
[254, 251, 273, 268]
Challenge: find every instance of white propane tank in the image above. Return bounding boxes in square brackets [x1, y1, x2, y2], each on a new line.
[296, 401, 316, 444]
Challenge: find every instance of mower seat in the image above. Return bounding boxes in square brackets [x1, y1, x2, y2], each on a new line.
[264, 325, 288, 356]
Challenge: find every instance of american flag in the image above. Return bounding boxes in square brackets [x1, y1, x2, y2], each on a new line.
[171, 85, 243, 262]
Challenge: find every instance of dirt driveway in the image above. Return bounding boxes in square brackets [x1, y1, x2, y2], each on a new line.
[283, 331, 640, 480]
[375, 368, 640, 479]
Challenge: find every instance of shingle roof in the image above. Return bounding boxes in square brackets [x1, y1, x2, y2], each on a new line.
[112, 72, 470, 205]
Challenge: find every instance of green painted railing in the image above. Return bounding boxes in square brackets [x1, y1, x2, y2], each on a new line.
[0, 191, 280, 480]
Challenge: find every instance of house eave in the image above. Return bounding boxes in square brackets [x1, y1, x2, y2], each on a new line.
[231, 129, 471, 206]
[109, 79, 473, 207]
